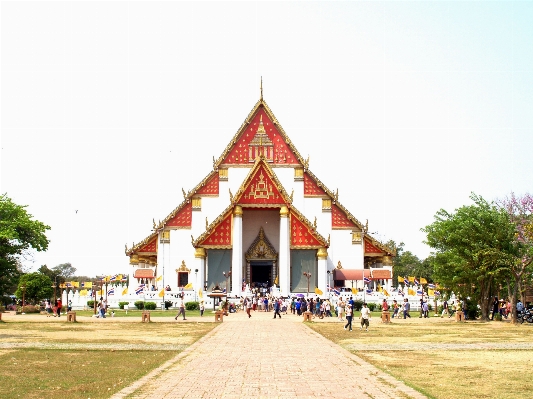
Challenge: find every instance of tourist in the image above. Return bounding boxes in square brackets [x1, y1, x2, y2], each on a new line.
[174, 293, 186, 320]
[67, 299, 72, 312]
[448, 301, 456, 318]
[403, 298, 411, 319]
[392, 300, 399, 318]
[252, 295, 257, 311]
[55, 298, 62, 317]
[325, 300, 332, 317]
[360, 302, 371, 331]
[344, 303, 353, 331]
[263, 296, 269, 312]
[337, 298, 345, 321]
[99, 299, 106, 318]
[517, 300, 524, 312]
[295, 299, 302, 315]
[382, 299, 389, 312]
[491, 297, 499, 320]
[290, 297, 296, 314]
[245, 298, 251, 318]
[422, 301, 429, 318]
[441, 300, 449, 317]
[506, 300, 511, 319]
[200, 301, 205, 317]
[273, 298, 281, 319]
[45, 299, 52, 317]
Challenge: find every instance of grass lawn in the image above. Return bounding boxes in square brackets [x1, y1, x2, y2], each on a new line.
[0, 319, 217, 399]
[307, 316, 533, 399]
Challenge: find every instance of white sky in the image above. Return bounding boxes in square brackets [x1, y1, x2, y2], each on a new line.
[1, 1, 532, 277]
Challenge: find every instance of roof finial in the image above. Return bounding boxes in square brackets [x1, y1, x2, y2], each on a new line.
[260, 76, 263, 101]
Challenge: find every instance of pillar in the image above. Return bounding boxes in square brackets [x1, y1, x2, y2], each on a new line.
[194, 247, 206, 296]
[279, 206, 290, 295]
[231, 206, 243, 296]
[317, 247, 328, 297]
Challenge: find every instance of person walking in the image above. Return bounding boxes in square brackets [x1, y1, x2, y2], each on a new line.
[200, 301, 205, 317]
[441, 300, 449, 317]
[174, 293, 186, 320]
[344, 303, 353, 331]
[360, 302, 371, 331]
[45, 299, 52, 317]
[403, 298, 411, 319]
[246, 297, 252, 318]
[56, 298, 62, 317]
[392, 300, 399, 318]
[273, 298, 281, 319]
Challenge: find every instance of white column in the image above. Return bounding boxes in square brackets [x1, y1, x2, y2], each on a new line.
[194, 247, 206, 298]
[317, 247, 328, 296]
[279, 206, 290, 295]
[231, 206, 243, 296]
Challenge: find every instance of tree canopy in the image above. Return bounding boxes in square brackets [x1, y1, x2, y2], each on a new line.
[15, 272, 53, 303]
[422, 193, 518, 320]
[0, 194, 50, 297]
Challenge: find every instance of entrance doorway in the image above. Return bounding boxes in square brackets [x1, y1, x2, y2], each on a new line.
[250, 262, 272, 291]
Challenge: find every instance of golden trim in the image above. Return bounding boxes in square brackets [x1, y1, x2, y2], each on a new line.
[218, 169, 228, 181]
[195, 248, 206, 259]
[289, 208, 329, 247]
[130, 254, 139, 265]
[352, 232, 362, 244]
[192, 197, 202, 210]
[176, 260, 190, 273]
[322, 198, 331, 210]
[160, 230, 170, 243]
[233, 205, 243, 216]
[317, 247, 328, 259]
[294, 167, 304, 180]
[280, 205, 289, 217]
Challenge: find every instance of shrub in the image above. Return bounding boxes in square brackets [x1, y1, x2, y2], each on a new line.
[87, 300, 95, 308]
[367, 303, 376, 312]
[185, 301, 199, 311]
[144, 302, 157, 310]
[18, 304, 40, 313]
[164, 300, 173, 310]
[353, 300, 363, 311]
[134, 300, 145, 310]
[118, 301, 129, 309]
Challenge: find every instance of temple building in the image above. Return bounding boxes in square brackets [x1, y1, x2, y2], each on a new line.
[125, 89, 394, 298]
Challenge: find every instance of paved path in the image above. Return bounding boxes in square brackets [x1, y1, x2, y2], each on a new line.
[110, 311, 427, 399]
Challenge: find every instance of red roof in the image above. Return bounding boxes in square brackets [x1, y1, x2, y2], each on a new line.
[333, 269, 370, 281]
[133, 269, 154, 278]
[371, 269, 392, 279]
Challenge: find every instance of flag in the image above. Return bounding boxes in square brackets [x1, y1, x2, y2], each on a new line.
[222, 288, 226, 293]
[121, 275, 128, 282]
[156, 275, 163, 282]
[242, 279, 246, 290]
[327, 284, 332, 291]
[416, 289, 423, 296]
[315, 287, 323, 295]
[363, 277, 371, 284]
[116, 274, 123, 281]
[274, 276, 279, 285]
[198, 289, 203, 299]
[408, 288, 416, 296]
[59, 283, 66, 288]
[397, 276, 403, 283]
[333, 289, 340, 296]
[122, 288, 128, 296]
[383, 289, 390, 297]
[420, 277, 427, 285]
[84, 282, 92, 288]
[135, 286, 144, 295]
[366, 289, 373, 294]
[351, 287, 358, 294]
[434, 290, 441, 297]
[184, 283, 193, 290]
[398, 290, 404, 297]
[80, 289, 87, 296]
[377, 286, 383, 293]
[413, 278, 419, 286]
[158, 289, 164, 298]
[107, 288, 115, 296]
[96, 290, 103, 296]
[66, 282, 72, 288]
[428, 289, 435, 297]
[110, 275, 117, 282]
[408, 276, 415, 283]
[427, 283, 435, 289]
[71, 281, 79, 288]
[403, 277, 409, 285]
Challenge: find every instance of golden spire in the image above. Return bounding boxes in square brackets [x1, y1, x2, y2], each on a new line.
[260, 76, 263, 101]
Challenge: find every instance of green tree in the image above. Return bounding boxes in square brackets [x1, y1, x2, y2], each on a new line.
[0, 194, 50, 297]
[422, 193, 517, 320]
[15, 272, 53, 303]
[386, 240, 432, 286]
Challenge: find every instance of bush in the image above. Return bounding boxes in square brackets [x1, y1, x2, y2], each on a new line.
[18, 304, 40, 313]
[367, 303, 376, 311]
[87, 300, 95, 308]
[144, 302, 157, 310]
[118, 301, 129, 309]
[353, 300, 363, 311]
[164, 300, 173, 310]
[185, 301, 199, 311]
[134, 300, 145, 310]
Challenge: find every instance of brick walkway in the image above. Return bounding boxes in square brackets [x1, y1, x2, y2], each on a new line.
[111, 310, 427, 399]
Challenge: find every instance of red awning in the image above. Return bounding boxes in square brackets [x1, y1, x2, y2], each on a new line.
[371, 269, 392, 279]
[333, 269, 370, 281]
[133, 269, 154, 279]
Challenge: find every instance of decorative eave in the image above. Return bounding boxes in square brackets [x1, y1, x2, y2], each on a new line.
[364, 234, 396, 257]
[213, 98, 307, 170]
[125, 231, 158, 256]
[290, 207, 329, 249]
[192, 208, 234, 249]
[305, 169, 364, 231]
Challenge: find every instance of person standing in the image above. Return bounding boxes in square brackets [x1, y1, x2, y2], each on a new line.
[441, 300, 449, 317]
[56, 298, 62, 317]
[360, 302, 371, 331]
[67, 299, 72, 312]
[403, 298, 411, 319]
[45, 299, 52, 317]
[175, 293, 186, 320]
[491, 297, 499, 320]
[200, 301, 205, 317]
[392, 300, 399, 318]
[344, 303, 353, 331]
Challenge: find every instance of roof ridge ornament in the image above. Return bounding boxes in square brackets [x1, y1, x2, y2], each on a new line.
[260, 76, 263, 101]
